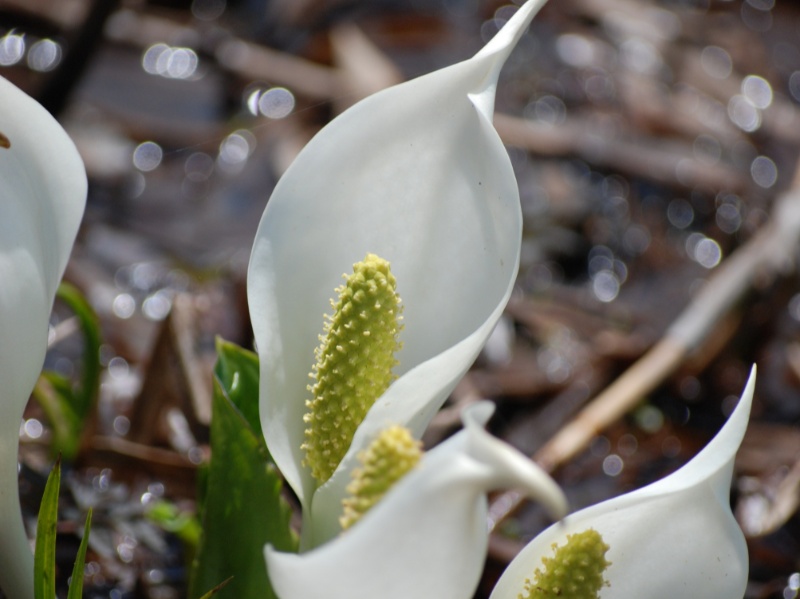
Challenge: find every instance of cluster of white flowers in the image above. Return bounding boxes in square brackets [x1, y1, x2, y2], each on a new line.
[0, 0, 753, 597]
[245, 0, 754, 597]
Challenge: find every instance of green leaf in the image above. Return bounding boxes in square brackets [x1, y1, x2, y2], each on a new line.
[55, 282, 102, 421]
[67, 508, 93, 599]
[34, 457, 61, 599]
[32, 284, 102, 461]
[32, 375, 81, 460]
[189, 341, 298, 599]
[213, 338, 262, 440]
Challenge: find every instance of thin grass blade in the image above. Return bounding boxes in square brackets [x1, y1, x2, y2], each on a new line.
[67, 508, 93, 599]
[34, 457, 61, 599]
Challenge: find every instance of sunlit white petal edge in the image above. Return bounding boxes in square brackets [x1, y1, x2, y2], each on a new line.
[490, 366, 756, 599]
[266, 402, 568, 599]
[0, 76, 87, 599]
[247, 0, 549, 548]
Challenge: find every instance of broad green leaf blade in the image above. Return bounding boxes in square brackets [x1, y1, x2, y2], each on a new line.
[34, 458, 61, 599]
[190, 353, 297, 599]
[56, 282, 102, 421]
[67, 508, 92, 599]
[213, 338, 262, 440]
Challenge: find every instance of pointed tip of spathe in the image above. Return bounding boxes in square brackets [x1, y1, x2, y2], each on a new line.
[474, 0, 551, 61]
[645, 364, 756, 497]
[718, 363, 756, 446]
[462, 401, 569, 522]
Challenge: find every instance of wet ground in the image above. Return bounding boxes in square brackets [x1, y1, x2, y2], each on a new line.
[2, 0, 800, 597]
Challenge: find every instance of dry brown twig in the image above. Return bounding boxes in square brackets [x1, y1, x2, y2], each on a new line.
[487, 156, 800, 531]
[494, 113, 750, 193]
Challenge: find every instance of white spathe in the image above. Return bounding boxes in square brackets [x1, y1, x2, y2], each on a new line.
[247, 0, 550, 548]
[0, 76, 86, 599]
[490, 367, 756, 599]
[266, 402, 568, 599]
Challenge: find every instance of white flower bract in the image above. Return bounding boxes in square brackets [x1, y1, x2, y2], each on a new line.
[247, 0, 550, 547]
[0, 76, 86, 599]
[265, 402, 567, 599]
[490, 367, 756, 599]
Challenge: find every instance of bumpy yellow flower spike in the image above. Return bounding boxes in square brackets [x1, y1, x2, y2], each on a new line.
[302, 253, 403, 485]
[520, 529, 611, 599]
[340, 425, 422, 530]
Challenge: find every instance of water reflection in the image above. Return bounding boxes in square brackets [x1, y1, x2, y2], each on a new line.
[256, 87, 296, 119]
[750, 155, 778, 188]
[184, 152, 214, 181]
[700, 46, 732, 79]
[523, 95, 567, 126]
[108, 356, 130, 380]
[23, 418, 43, 440]
[592, 270, 620, 302]
[133, 141, 163, 172]
[728, 94, 762, 132]
[556, 33, 597, 68]
[742, 75, 773, 109]
[113, 415, 130, 436]
[602, 454, 624, 476]
[143, 291, 172, 321]
[27, 39, 61, 72]
[686, 233, 722, 269]
[634, 405, 664, 433]
[142, 43, 199, 80]
[112, 293, 136, 319]
[217, 129, 256, 173]
[0, 31, 25, 66]
[620, 37, 662, 75]
[715, 198, 742, 234]
[784, 572, 800, 599]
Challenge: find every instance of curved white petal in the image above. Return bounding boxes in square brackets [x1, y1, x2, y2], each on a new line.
[490, 366, 756, 599]
[247, 0, 548, 546]
[0, 76, 86, 599]
[266, 402, 567, 599]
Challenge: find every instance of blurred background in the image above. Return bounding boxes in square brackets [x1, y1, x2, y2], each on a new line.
[1, 0, 799, 596]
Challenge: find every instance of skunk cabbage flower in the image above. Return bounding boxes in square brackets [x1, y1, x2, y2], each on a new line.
[247, 0, 549, 547]
[490, 367, 756, 599]
[0, 76, 86, 599]
[266, 402, 568, 599]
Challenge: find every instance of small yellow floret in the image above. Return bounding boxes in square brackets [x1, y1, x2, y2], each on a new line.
[340, 425, 422, 530]
[519, 528, 611, 599]
[302, 253, 403, 485]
